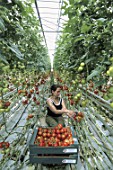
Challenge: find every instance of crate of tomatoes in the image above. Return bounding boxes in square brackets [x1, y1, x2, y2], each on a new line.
[29, 124, 79, 164]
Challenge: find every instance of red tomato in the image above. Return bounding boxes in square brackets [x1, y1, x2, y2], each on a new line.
[35, 101, 40, 105]
[0, 142, 10, 149]
[54, 137, 60, 143]
[1, 142, 6, 148]
[61, 134, 66, 140]
[78, 112, 84, 118]
[68, 134, 72, 139]
[58, 141, 62, 146]
[38, 127, 43, 131]
[54, 126, 58, 131]
[62, 142, 68, 146]
[36, 136, 41, 140]
[35, 87, 38, 91]
[48, 129, 52, 133]
[53, 142, 59, 147]
[0, 142, 2, 148]
[52, 133, 56, 137]
[39, 142, 45, 147]
[5, 142, 10, 148]
[42, 132, 47, 137]
[48, 141, 53, 146]
[46, 133, 51, 137]
[57, 124, 63, 130]
[62, 127, 67, 133]
[28, 114, 34, 118]
[36, 91, 39, 94]
[39, 138, 44, 143]
[44, 137, 47, 141]
[64, 132, 68, 138]
[33, 96, 36, 101]
[70, 140, 74, 145]
[55, 129, 60, 134]
[49, 137, 54, 141]
[94, 89, 99, 94]
[43, 128, 48, 133]
[64, 139, 70, 145]
[57, 134, 61, 139]
[60, 128, 65, 133]
[38, 131, 43, 136]
[52, 129, 56, 133]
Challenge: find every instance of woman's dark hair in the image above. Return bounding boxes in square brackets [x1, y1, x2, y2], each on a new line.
[50, 84, 61, 93]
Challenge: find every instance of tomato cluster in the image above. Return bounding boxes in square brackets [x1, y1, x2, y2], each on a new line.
[26, 114, 34, 120]
[0, 100, 11, 109]
[34, 124, 74, 147]
[72, 111, 84, 122]
[0, 142, 10, 149]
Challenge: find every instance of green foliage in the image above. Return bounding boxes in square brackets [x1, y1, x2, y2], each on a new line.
[0, 51, 8, 64]
[54, 0, 113, 84]
[0, 18, 6, 32]
[0, 0, 50, 72]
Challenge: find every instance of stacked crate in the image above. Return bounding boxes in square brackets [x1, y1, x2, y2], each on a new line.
[29, 126, 79, 164]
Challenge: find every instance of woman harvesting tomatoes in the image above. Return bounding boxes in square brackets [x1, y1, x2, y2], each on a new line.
[46, 84, 75, 127]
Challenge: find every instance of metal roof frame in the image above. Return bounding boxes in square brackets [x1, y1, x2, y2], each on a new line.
[34, 0, 67, 68]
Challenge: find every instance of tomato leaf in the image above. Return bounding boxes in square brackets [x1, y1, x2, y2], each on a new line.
[87, 70, 99, 81]
[111, 39, 113, 47]
[87, 66, 105, 81]
[0, 51, 8, 64]
[94, 80, 106, 88]
[0, 18, 6, 32]
[81, 23, 91, 33]
[8, 43, 24, 60]
[74, 35, 84, 43]
[85, 57, 95, 64]
[97, 18, 106, 22]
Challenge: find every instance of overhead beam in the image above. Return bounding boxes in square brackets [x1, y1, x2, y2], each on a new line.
[42, 24, 57, 30]
[55, 0, 63, 47]
[41, 18, 64, 29]
[38, 7, 60, 9]
[37, 0, 60, 3]
[41, 17, 59, 19]
[35, 0, 47, 48]
[43, 31, 62, 33]
[38, 12, 59, 15]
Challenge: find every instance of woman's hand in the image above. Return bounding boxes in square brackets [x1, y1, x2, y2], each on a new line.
[64, 110, 75, 117]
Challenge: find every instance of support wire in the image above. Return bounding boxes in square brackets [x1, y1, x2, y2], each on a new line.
[35, 0, 47, 48]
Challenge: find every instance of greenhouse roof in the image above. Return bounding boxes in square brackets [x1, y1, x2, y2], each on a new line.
[33, 0, 68, 68]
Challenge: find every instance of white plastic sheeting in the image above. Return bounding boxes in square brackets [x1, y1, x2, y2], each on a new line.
[33, 0, 68, 68]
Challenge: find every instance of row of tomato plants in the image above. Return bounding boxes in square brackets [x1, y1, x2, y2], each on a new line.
[0, 71, 51, 169]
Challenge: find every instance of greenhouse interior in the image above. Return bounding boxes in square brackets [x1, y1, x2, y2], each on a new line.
[0, 0, 113, 170]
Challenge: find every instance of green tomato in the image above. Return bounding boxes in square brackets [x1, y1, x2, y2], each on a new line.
[78, 66, 83, 72]
[74, 96, 78, 101]
[109, 57, 113, 62]
[3, 88, 9, 93]
[106, 70, 110, 76]
[72, 80, 76, 84]
[109, 66, 113, 73]
[81, 79, 85, 84]
[0, 109, 5, 113]
[77, 93, 82, 98]
[81, 100, 88, 107]
[80, 62, 85, 67]
[110, 102, 113, 108]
